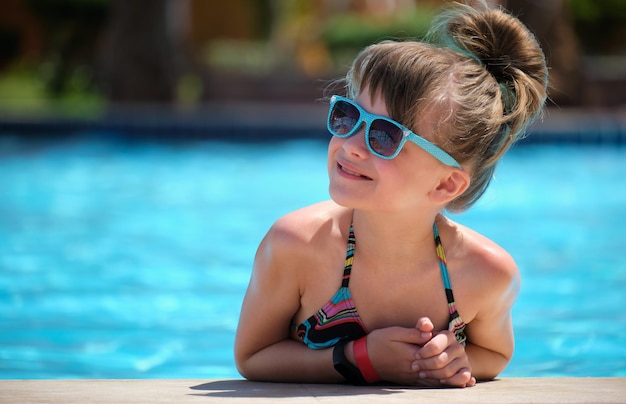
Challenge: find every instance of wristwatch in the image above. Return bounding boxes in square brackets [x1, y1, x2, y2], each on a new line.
[332, 340, 367, 385]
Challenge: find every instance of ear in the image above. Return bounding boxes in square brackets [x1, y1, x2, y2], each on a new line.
[429, 170, 470, 205]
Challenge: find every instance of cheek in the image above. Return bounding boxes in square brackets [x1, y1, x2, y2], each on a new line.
[383, 157, 435, 199]
[328, 136, 342, 154]
[327, 137, 342, 172]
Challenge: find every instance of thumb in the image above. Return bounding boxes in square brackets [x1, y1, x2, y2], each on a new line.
[384, 325, 432, 346]
[415, 317, 434, 337]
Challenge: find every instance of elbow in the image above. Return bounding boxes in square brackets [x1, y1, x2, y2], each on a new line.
[236, 363, 272, 383]
[234, 350, 256, 381]
[467, 343, 512, 381]
[473, 355, 511, 381]
[235, 350, 266, 382]
[234, 358, 249, 380]
[235, 360, 259, 381]
[236, 365, 255, 381]
[474, 371, 499, 382]
[473, 364, 505, 382]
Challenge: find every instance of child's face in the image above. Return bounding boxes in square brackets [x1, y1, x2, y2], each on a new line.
[327, 88, 452, 214]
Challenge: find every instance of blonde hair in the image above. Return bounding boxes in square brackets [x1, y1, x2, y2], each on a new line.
[341, 1, 548, 212]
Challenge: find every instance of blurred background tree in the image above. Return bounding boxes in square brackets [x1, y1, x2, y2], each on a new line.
[0, 0, 624, 115]
[98, 0, 191, 103]
[24, 0, 107, 97]
[0, 0, 109, 114]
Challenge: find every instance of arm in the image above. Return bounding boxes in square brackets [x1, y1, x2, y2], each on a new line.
[412, 247, 521, 385]
[463, 267, 520, 380]
[464, 247, 520, 380]
[235, 220, 343, 382]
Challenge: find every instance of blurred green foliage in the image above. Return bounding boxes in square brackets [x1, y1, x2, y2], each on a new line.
[25, 0, 109, 95]
[320, 7, 436, 71]
[0, 0, 109, 115]
[0, 62, 104, 116]
[568, 0, 626, 54]
[569, 0, 626, 21]
[321, 8, 436, 50]
[1, 0, 625, 111]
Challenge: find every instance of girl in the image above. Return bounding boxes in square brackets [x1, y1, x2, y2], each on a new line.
[235, 0, 548, 387]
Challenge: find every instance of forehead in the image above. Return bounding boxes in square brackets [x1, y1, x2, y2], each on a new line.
[353, 86, 443, 142]
[353, 87, 391, 119]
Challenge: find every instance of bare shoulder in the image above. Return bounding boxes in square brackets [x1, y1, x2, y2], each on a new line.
[236, 201, 351, 365]
[440, 217, 521, 317]
[256, 201, 351, 271]
[462, 222, 517, 281]
[245, 200, 349, 301]
[268, 200, 351, 248]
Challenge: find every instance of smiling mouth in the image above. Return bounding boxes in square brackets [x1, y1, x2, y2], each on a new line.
[338, 163, 372, 180]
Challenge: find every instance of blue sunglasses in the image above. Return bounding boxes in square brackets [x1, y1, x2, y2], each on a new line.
[327, 95, 461, 168]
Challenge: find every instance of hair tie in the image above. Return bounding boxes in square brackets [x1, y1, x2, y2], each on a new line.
[483, 57, 512, 83]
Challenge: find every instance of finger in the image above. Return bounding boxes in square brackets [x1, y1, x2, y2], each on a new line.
[415, 317, 434, 334]
[412, 351, 449, 373]
[416, 357, 468, 380]
[386, 326, 434, 346]
[416, 331, 456, 358]
[413, 344, 464, 373]
[439, 368, 474, 388]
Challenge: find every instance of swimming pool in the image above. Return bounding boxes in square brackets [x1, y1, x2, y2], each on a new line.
[0, 134, 624, 379]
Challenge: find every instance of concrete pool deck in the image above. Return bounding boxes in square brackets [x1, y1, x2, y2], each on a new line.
[2, 378, 625, 403]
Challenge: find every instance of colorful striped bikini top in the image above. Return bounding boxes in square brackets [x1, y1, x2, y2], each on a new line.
[296, 222, 467, 349]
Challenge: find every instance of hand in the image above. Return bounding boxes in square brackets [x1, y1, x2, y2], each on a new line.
[411, 319, 476, 388]
[363, 325, 433, 385]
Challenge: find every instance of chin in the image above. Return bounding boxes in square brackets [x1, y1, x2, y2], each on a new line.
[329, 186, 365, 209]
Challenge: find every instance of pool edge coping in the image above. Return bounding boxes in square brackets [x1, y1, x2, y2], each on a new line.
[1, 377, 625, 403]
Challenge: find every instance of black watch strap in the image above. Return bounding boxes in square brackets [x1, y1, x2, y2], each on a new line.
[332, 340, 367, 385]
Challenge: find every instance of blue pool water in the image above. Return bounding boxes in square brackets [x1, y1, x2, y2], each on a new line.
[0, 134, 625, 379]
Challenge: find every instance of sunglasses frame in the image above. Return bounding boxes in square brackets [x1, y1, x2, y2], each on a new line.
[327, 95, 461, 169]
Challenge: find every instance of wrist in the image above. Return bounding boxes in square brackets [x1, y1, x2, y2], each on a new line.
[332, 340, 367, 385]
[345, 340, 356, 365]
[353, 336, 381, 383]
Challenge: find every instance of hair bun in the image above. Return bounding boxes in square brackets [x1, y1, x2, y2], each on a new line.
[427, 1, 548, 90]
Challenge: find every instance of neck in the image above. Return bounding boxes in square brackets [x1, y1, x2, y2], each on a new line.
[351, 209, 442, 266]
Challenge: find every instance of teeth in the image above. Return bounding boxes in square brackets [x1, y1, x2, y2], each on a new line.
[342, 167, 360, 176]
[340, 165, 366, 178]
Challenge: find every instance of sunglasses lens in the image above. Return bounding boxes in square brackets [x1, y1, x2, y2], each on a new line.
[368, 119, 404, 157]
[329, 100, 360, 136]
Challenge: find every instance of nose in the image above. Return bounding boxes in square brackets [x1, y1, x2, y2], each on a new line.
[342, 123, 369, 158]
